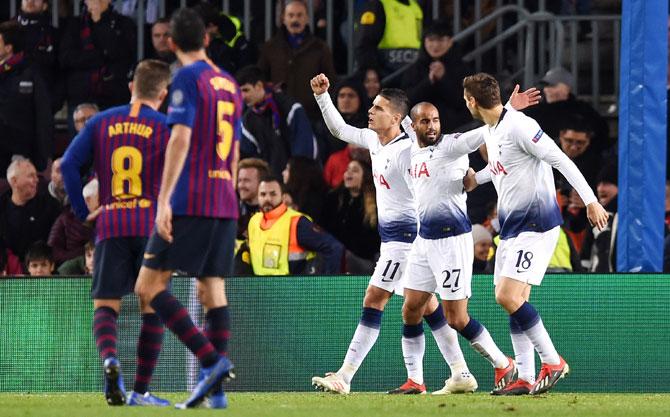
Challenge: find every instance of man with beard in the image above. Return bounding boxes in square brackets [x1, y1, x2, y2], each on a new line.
[246, 175, 342, 275]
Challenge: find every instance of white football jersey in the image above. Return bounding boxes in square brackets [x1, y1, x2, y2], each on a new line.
[409, 128, 486, 239]
[483, 108, 596, 239]
[315, 93, 417, 242]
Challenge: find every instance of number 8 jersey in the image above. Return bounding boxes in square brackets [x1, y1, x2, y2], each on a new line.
[62, 102, 170, 241]
[167, 60, 242, 219]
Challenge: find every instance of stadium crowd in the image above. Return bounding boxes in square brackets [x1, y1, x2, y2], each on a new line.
[0, 0, 661, 277]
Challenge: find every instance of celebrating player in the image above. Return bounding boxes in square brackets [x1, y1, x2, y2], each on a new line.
[310, 73, 475, 395]
[462, 73, 609, 395]
[133, 8, 242, 409]
[403, 101, 521, 394]
[61, 59, 172, 406]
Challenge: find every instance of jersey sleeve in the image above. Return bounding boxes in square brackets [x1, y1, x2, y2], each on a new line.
[61, 120, 95, 220]
[314, 92, 376, 149]
[166, 69, 198, 128]
[397, 145, 415, 197]
[442, 125, 487, 156]
[511, 112, 597, 206]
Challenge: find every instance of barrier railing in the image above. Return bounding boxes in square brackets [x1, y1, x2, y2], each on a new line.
[1, 274, 668, 393]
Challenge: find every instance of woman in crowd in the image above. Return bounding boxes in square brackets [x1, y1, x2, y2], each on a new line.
[322, 158, 380, 274]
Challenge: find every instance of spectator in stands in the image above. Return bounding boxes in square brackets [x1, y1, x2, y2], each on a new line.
[0, 157, 61, 261]
[401, 20, 471, 132]
[72, 102, 99, 133]
[149, 17, 175, 65]
[236, 65, 317, 176]
[318, 77, 368, 173]
[58, 239, 94, 275]
[25, 240, 56, 276]
[0, 238, 23, 275]
[237, 158, 271, 239]
[192, 2, 257, 75]
[472, 224, 493, 273]
[282, 156, 327, 225]
[48, 178, 97, 265]
[525, 67, 611, 156]
[359, 66, 382, 109]
[59, 0, 136, 115]
[555, 116, 601, 191]
[354, 0, 423, 77]
[15, 0, 60, 107]
[258, 0, 336, 121]
[0, 20, 53, 176]
[48, 157, 68, 206]
[581, 163, 618, 272]
[322, 159, 380, 273]
[246, 175, 343, 275]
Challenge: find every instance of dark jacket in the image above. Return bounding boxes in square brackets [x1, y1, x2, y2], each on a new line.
[16, 11, 61, 108]
[0, 55, 53, 174]
[0, 188, 62, 261]
[240, 91, 316, 176]
[524, 95, 611, 156]
[47, 206, 95, 264]
[258, 26, 336, 120]
[401, 45, 472, 132]
[59, 8, 136, 109]
[581, 198, 618, 272]
[322, 187, 380, 261]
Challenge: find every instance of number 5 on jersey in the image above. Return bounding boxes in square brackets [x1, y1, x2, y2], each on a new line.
[216, 100, 234, 161]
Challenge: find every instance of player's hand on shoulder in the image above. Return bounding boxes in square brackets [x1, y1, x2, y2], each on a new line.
[586, 201, 609, 231]
[509, 84, 541, 111]
[463, 168, 478, 192]
[310, 73, 330, 95]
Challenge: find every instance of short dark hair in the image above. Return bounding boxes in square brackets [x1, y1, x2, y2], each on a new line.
[463, 73, 502, 109]
[259, 174, 285, 193]
[235, 65, 266, 86]
[0, 20, 25, 54]
[424, 19, 453, 38]
[133, 59, 171, 100]
[378, 88, 409, 118]
[25, 241, 53, 264]
[153, 17, 170, 27]
[170, 8, 206, 52]
[559, 116, 594, 138]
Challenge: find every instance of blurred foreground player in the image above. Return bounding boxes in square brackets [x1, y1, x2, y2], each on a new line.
[61, 59, 172, 406]
[134, 8, 242, 409]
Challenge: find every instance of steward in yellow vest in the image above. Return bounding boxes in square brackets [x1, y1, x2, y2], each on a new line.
[247, 178, 343, 275]
[355, 0, 423, 74]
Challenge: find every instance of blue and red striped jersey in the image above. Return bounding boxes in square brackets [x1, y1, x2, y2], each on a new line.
[61, 102, 170, 242]
[167, 60, 241, 219]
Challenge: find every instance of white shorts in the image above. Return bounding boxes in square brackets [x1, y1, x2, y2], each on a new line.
[403, 233, 473, 301]
[494, 226, 560, 286]
[369, 241, 412, 295]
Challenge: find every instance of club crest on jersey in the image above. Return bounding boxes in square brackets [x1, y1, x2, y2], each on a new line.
[410, 162, 430, 179]
[531, 129, 543, 143]
[171, 89, 184, 106]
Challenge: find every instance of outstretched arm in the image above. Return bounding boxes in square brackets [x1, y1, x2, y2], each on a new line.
[311, 73, 374, 149]
[507, 84, 541, 111]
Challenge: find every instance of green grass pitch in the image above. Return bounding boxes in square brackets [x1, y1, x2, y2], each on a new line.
[1, 393, 669, 417]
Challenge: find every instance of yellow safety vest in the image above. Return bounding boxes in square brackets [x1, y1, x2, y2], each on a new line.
[548, 228, 572, 271]
[248, 207, 315, 276]
[224, 15, 243, 48]
[377, 0, 423, 50]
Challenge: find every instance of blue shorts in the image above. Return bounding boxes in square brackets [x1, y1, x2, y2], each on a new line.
[92, 237, 148, 299]
[142, 216, 236, 278]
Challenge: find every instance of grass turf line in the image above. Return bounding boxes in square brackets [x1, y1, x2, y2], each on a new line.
[0, 393, 669, 417]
